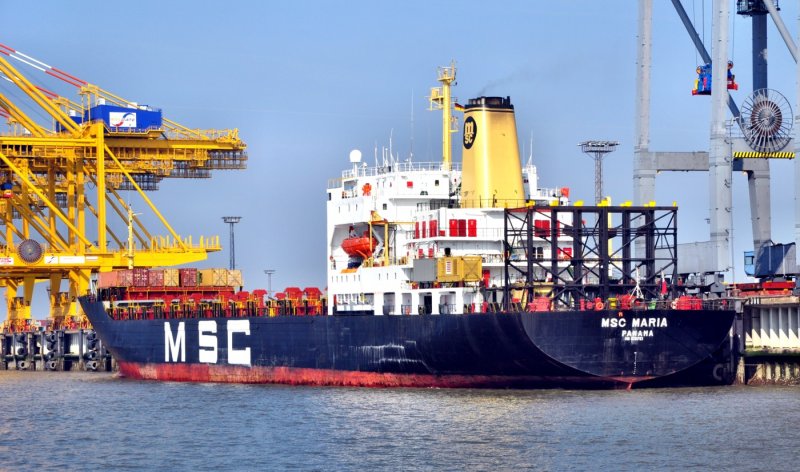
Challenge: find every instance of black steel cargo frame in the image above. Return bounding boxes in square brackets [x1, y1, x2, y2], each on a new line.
[504, 206, 678, 309]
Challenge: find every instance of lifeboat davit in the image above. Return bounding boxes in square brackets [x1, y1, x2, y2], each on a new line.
[342, 232, 377, 258]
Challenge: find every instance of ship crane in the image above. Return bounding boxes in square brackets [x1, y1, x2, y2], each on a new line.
[0, 44, 248, 329]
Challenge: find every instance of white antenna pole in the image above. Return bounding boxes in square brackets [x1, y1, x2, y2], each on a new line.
[389, 128, 394, 164]
[374, 141, 378, 168]
[527, 131, 534, 167]
[410, 89, 415, 162]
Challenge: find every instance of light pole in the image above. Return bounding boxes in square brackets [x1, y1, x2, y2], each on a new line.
[222, 216, 242, 270]
[263, 269, 275, 294]
[579, 141, 619, 204]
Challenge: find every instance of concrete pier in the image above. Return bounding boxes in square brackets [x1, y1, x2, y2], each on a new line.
[738, 297, 800, 385]
[0, 329, 115, 372]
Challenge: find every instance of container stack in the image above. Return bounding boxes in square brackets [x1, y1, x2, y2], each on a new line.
[96, 267, 244, 290]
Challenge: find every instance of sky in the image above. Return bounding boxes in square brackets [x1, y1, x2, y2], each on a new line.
[1, 0, 800, 318]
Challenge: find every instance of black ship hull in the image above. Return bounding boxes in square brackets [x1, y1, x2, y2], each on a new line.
[79, 296, 735, 389]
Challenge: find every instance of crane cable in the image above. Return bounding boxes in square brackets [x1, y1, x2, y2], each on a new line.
[692, 0, 699, 66]
[731, 5, 736, 67]
[0, 43, 87, 88]
[702, 0, 705, 54]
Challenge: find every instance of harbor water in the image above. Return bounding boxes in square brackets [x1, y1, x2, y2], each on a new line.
[1, 372, 797, 471]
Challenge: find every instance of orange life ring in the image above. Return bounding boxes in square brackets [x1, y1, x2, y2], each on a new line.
[362, 183, 372, 196]
[595, 300, 604, 311]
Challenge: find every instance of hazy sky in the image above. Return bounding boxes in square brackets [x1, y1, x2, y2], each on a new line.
[2, 1, 800, 317]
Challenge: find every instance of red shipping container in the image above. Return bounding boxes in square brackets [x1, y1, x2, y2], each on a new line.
[132, 268, 149, 287]
[449, 219, 458, 236]
[149, 269, 165, 287]
[179, 268, 198, 287]
[117, 269, 133, 287]
[458, 219, 467, 237]
[97, 271, 119, 288]
[422, 221, 427, 238]
[430, 219, 438, 238]
[468, 219, 477, 237]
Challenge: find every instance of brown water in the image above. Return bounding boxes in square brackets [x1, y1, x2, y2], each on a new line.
[0, 371, 798, 470]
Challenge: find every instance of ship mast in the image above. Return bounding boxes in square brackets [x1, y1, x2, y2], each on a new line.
[429, 61, 457, 170]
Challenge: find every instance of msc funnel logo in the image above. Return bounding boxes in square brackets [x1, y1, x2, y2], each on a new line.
[109, 111, 137, 128]
[463, 116, 477, 150]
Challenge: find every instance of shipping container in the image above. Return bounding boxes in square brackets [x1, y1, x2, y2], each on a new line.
[227, 269, 243, 287]
[117, 269, 133, 287]
[436, 257, 463, 283]
[211, 268, 228, 286]
[97, 271, 119, 288]
[179, 268, 198, 287]
[198, 268, 228, 287]
[304, 287, 322, 300]
[148, 269, 165, 287]
[164, 268, 180, 287]
[132, 268, 149, 287]
[462, 256, 483, 282]
[197, 269, 214, 287]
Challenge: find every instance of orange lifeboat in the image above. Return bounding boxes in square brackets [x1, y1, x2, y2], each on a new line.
[342, 232, 377, 258]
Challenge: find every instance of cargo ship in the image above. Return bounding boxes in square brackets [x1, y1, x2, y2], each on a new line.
[79, 64, 736, 388]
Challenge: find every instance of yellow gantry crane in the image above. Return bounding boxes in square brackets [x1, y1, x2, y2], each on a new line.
[0, 44, 247, 328]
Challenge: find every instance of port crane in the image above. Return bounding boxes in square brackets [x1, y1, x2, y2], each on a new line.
[635, 0, 798, 283]
[0, 44, 247, 328]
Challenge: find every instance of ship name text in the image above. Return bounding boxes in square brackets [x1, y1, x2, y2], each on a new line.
[601, 317, 668, 342]
[600, 317, 667, 329]
[164, 320, 251, 365]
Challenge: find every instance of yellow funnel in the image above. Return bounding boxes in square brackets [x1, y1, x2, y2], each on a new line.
[460, 96, 524, 208]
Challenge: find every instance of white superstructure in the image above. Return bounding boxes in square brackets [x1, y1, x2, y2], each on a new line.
[326, 65, 575, 316]
[326, 158, 572, 315]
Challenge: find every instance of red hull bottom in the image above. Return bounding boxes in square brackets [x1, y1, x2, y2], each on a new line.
[117, 361, 638, 389]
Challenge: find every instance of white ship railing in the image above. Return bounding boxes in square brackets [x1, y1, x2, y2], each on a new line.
[328, 161, 461, 189]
